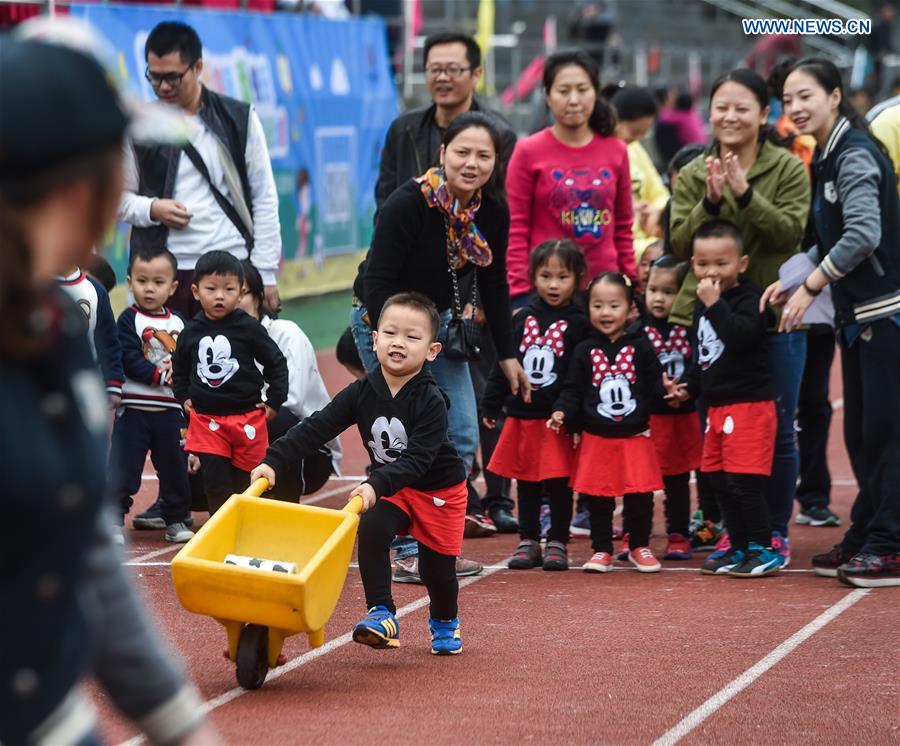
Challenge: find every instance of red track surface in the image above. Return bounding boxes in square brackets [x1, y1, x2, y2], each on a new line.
[91, 352, 900, 745]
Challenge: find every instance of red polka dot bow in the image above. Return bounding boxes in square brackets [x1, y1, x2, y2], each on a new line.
[644, 325, 691, 358]
[519, 316, 569, 358]
[591, 345, 637, 386]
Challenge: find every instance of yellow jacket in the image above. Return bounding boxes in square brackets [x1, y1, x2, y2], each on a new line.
[628, 140, 670, 257]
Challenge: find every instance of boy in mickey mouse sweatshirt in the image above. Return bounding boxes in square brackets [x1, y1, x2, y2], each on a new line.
[252, 292, 468, 656]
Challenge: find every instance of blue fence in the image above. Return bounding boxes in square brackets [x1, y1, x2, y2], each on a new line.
[71, 3, 398, 279]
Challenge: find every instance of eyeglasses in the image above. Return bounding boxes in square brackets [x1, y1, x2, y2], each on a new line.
[425, 64, 472, 79]
[144, 62, 196, 89]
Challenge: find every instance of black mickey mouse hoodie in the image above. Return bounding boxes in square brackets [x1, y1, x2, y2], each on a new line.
[482, 298, 589, 420]
[263, 365, 467, 498]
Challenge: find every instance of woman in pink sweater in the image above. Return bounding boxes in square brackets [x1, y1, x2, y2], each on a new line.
[506, 50, 636, 303]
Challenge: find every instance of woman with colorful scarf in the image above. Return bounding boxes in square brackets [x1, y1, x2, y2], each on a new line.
[364, 112, 529, 518]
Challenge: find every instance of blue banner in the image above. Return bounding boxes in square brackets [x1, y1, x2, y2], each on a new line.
[70, 3, 397, 279]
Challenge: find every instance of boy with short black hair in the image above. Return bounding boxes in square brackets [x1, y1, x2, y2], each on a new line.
[172, 250, 288, 514]
[107, 245, 194, 543]
[251, 292, 469, 655]
[682, 219, 781, 577]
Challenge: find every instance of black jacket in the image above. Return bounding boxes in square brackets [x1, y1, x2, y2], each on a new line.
[364, 179, 516, 359]
[554, 327, 664, 438]
[687, 282, 773, 407]
[374, 98, 517, 213]
[643, 316, 697, 415]
[483, 299, 589, 419]
[263, 366, 466, 498]
[809, 118, 900, 326]
[1, 290, 107, 742]
[172, 309, 288, 415]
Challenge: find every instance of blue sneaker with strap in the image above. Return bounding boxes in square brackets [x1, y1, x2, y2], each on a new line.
[352, 605, 400, 649]
[728, 543, 785, 577]
[429, 617, 462, 655]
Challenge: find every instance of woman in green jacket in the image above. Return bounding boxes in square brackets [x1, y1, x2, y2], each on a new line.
[669, 68, 810, 564]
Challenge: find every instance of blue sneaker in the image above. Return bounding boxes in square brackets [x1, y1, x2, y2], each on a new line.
[352, 605, 400, 649]
[701, 548, 745, 575]
[539, 503, 551, 540]
[728, 544, 784, 577]
[429, 617, 462, 655]
[570, 510, 591, 538]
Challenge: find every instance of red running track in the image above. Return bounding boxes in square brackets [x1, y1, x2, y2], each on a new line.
[91, 351, 899, 745]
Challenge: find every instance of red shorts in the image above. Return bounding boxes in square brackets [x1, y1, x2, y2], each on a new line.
[185, 409, 269, 472]
[383, 481, 468, 556]
[570, 431, 663, 496]
[650, 412, 702, 476]
[701, 401, 777, 476]
[487, 417, 575, 482]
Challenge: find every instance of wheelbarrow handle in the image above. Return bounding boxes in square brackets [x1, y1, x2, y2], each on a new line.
[246, 478, 270, 497]
[344, 495, 365, 515]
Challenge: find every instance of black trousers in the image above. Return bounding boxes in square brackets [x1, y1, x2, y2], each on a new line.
[839, 319, 900, 555]
[587, 493, 653, 554]
[357, 500, 458, 619]
[266, 408, 333, 501]
[663, 472, 691, 536]
[469, 332, 513, 513]
[201, 454, 250, 515]
[517, 478, 572, 543]
[705, 471, 770, 550]
[106, 407, 191, 523]
[796, 325, 835, 510]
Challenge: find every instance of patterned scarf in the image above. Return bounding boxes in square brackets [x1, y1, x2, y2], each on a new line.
[416, 167, 493, 269]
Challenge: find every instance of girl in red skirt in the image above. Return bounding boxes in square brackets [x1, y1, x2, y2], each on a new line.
[643, 256, 702, 560]
[549, 272, 682, 573]
[483, 240, 588, 571]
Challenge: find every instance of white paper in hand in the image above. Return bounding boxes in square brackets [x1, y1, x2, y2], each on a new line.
[778, 254, 836, 327]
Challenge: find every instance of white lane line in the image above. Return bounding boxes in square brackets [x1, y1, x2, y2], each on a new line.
[127, 545, 181, 564]
[651, 588, 870, 746]
[116, 564, 505, 746]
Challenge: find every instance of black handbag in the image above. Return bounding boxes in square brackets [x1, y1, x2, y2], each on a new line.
[442, 214, 482, 361]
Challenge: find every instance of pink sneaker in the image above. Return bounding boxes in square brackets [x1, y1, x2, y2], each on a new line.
[583, 552, 613, 573]
[714, 532, 731, 553]
[664, 532, 693, 560]
[628, 547, 661, 573]
[771, 531, 791, 568]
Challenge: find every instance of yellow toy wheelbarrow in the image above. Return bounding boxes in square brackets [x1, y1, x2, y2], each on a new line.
[171, 478, 363, 689]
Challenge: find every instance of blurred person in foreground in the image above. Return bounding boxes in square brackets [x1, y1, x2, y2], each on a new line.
[0, 32, 215, 745]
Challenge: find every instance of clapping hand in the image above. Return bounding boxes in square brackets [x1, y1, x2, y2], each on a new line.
[705, 157, 725, 205]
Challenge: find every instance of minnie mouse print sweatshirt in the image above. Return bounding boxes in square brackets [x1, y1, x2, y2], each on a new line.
[554, 327, 664, 438]
[482, 298, 588, 419]
[172, 309, 288, 416]
[643, 315, 697, 416]
[262, 365, 467, 499]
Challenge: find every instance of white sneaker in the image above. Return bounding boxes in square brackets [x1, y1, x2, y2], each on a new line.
[165, 522, 194, 543]
[111, 525, 125, 545]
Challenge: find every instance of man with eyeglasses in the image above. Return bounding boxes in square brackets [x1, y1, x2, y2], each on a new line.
[374, 31, 516, 211]
[119, 21, 282, 318]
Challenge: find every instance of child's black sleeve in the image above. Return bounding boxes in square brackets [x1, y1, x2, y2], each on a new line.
[553, 343, 587, 422]
[365, 391, 447, 499]
[637, 337, 666, 401]
[117, 310, 159, 385]
[171, 325, 193, 404]
[92, 280, 123, 396]
[250, 318, 289, 411]
[702, 295, 767, 352]
[262, 382, 358, 477]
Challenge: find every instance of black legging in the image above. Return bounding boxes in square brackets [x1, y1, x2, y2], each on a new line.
[200, 453, 250, 514]
[357, 500, 458, 620]
[587, 492, 654, 554]
[663, 472, 691, 536]
[705, 471, 770, 551]
[517, 478, 572, 543]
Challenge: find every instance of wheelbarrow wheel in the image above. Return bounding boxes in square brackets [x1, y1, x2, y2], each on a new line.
[236, 624, 269, 690]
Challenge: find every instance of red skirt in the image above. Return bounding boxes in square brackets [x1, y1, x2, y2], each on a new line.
[570, 431, 663, 496]
[487, 417, 575, 482]
[650, 412, 702, 476]
[383, 481, 468, 556]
